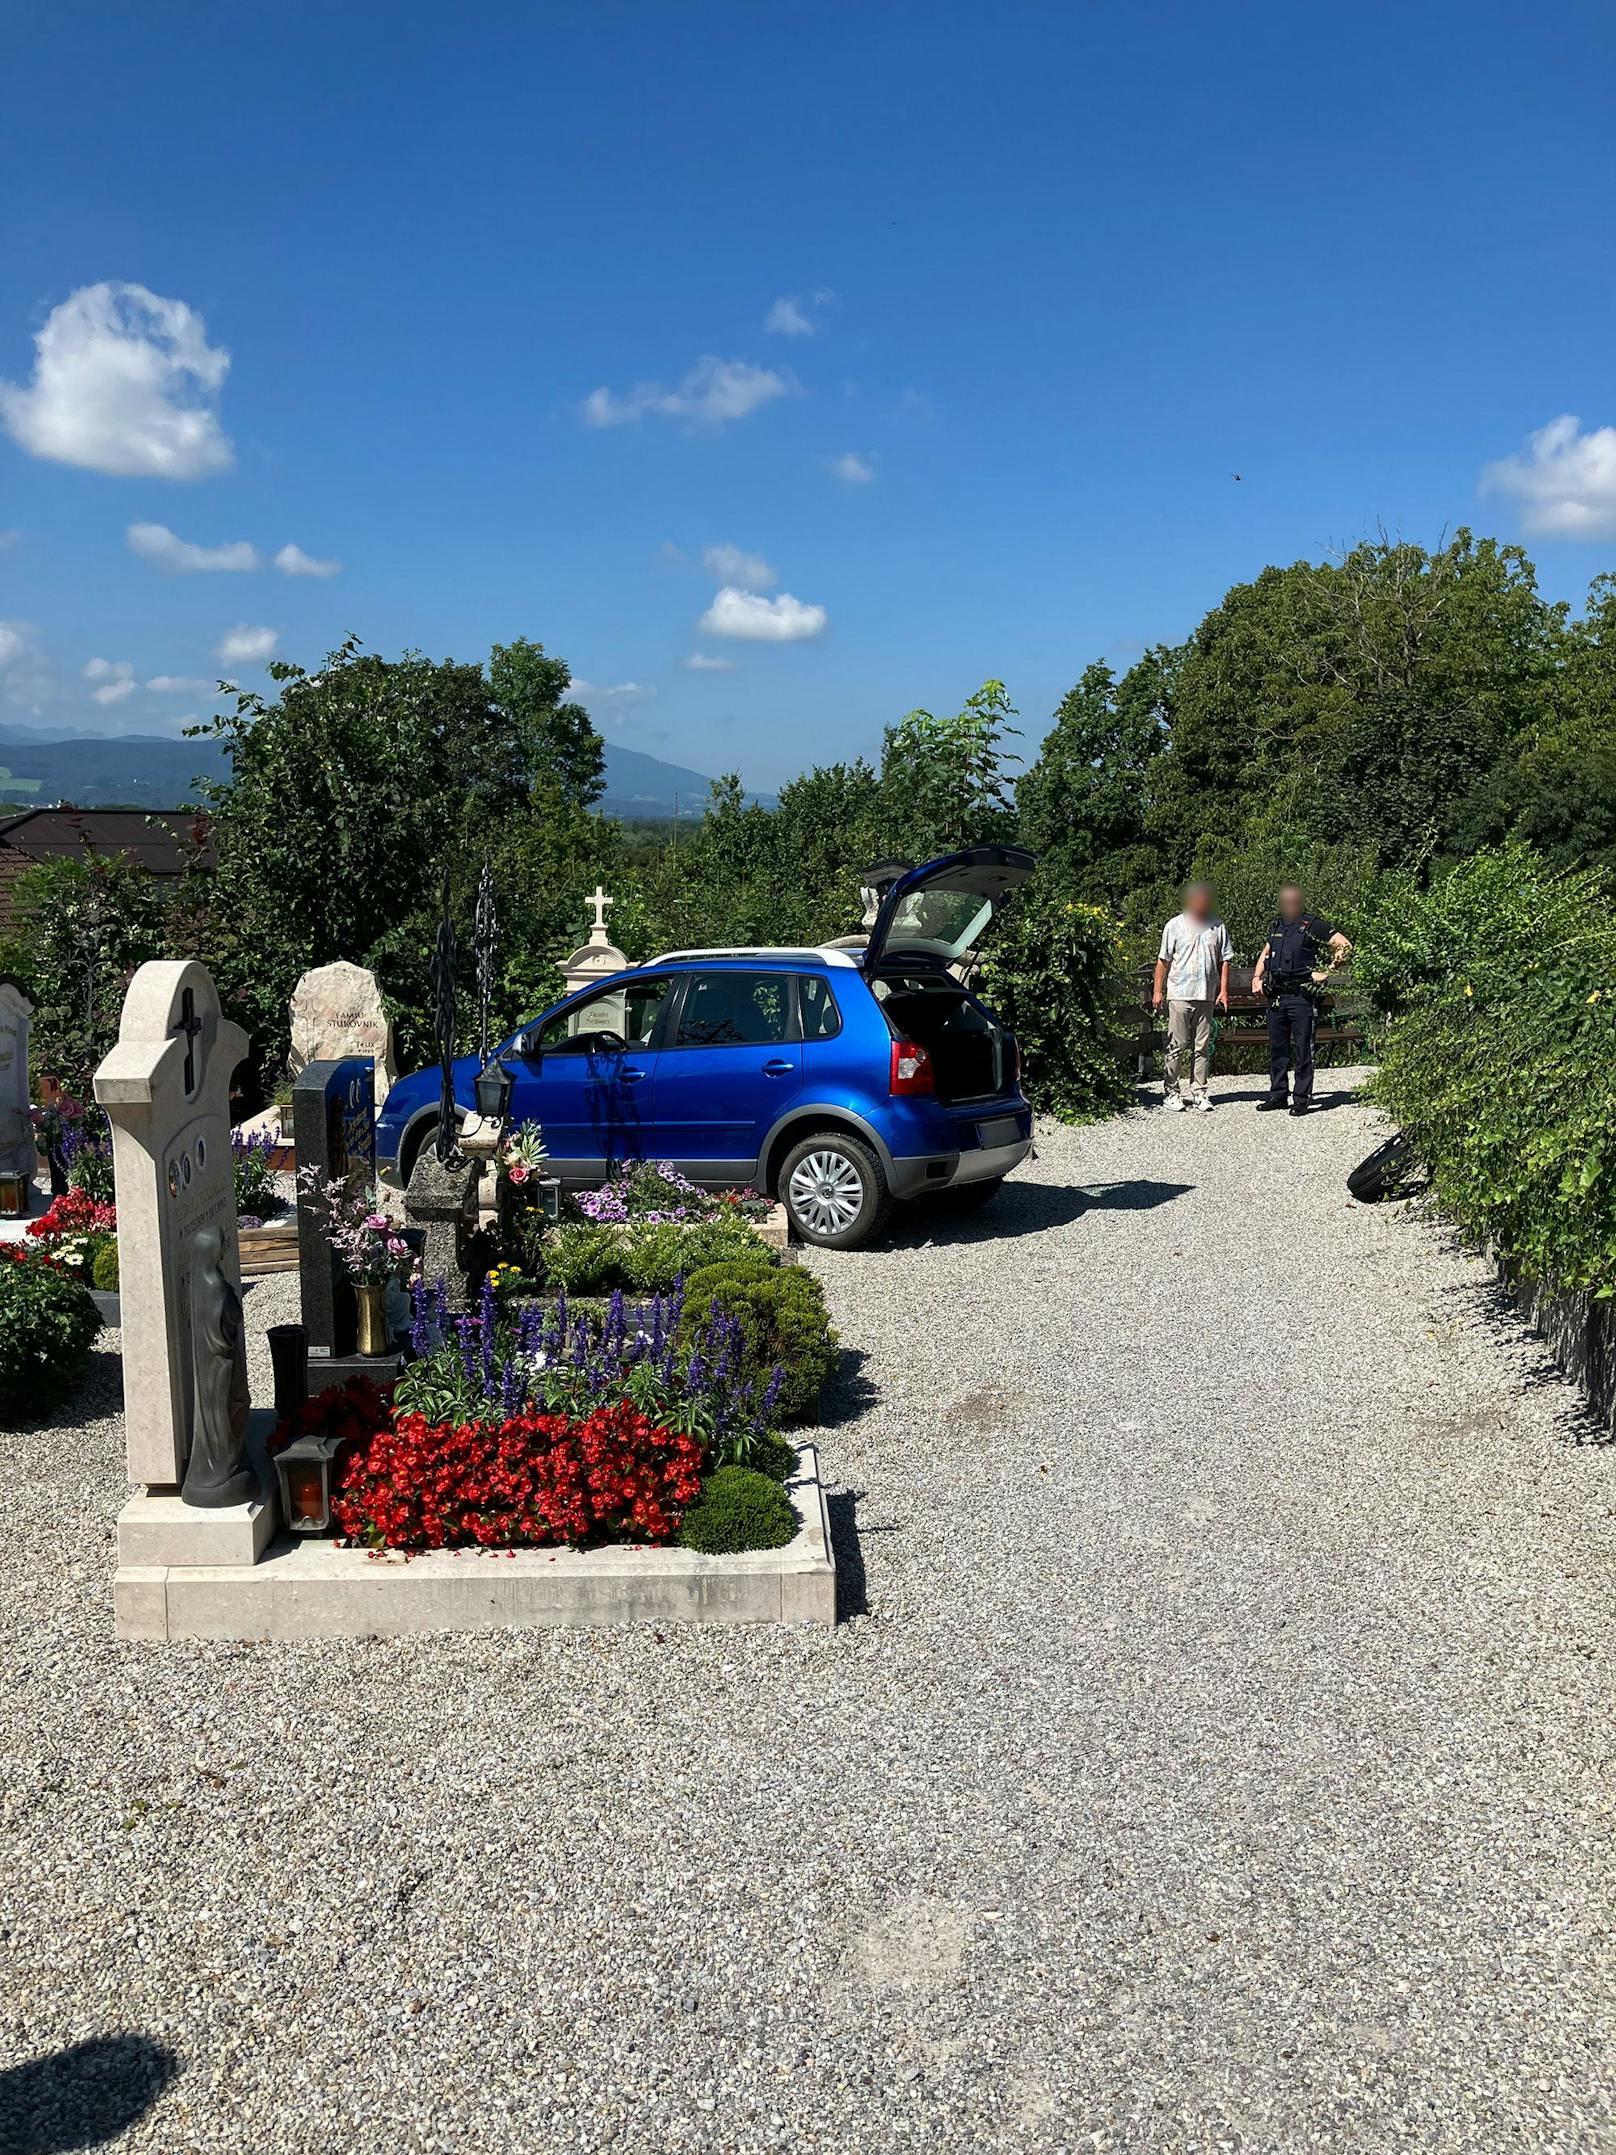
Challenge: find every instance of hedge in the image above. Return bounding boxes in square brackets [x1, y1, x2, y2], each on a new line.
[1364, 842, 1616, 1295]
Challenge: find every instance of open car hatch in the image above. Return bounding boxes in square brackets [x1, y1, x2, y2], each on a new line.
[860, 845, 1036, 972]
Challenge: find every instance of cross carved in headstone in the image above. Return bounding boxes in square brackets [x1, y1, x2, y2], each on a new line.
[171, 986, 204, 1095]
[588, 885, 612, 936]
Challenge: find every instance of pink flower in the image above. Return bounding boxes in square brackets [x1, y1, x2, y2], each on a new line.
[508, 1164, 529, 1185]
[364, 1213, 388, 1232]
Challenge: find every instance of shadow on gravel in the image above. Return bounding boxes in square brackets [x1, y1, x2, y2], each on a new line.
[887, 1180, 1099, 1247]
[825, 1490, 869, 1619]
[1201, 1085, 1363, 1112]
[0, 2034, 180, 2154]
[1441, 1276, 1611, 1443]
[1076, 1178, 1194, 1211]
[818, 1347, 878, 1429]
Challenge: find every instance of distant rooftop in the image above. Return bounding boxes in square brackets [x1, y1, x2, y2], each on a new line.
[0, 807, 212, 933]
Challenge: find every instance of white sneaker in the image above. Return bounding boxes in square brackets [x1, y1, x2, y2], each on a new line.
[1194, 1091, 1213, 1113]
[1163, 1092, 1184, 1112]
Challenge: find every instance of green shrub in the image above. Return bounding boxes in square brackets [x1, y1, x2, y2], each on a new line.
[0, 1259, 103, 1425]
[724, 1427, 797, 1480]
[539, 1221, 623, 1295]
[1365, 842, 1616, 1294]
[91, 1239, 120, 1293]
[681, 1260, 837, 1423]
[670, 1214, 777, 1274]
[975, 888, 1132, 1122]
[621, 1221, 686, 1293]
[678, 1466, 798, 1554]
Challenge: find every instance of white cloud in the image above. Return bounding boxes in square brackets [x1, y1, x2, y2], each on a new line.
[0, 623, 26, 668]
[146, 674, 211, 692]
[0, 280, 232, 479]
[581, 356, 792, 431]
[683, 652, 736, 672]
[84, 657, 136, 705]
[127, 520, 259, 573]
[1481, 414, 1616, 539]
[828, 450, 875, 485]
[764, 290, 836, 337]
[216, 624, 278, 664]
[571, 678, 654, 705]
[702, 542, 778, 588]
[275, 542, 343, 578]
[699, 587, 828, 642]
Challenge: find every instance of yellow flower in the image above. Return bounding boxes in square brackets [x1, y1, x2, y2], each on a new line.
[1590, 990, 1603, 1004]
[1463, 984, 1473, 997]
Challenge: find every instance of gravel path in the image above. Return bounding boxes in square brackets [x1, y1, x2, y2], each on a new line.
[4, 1070, 1615, 2153]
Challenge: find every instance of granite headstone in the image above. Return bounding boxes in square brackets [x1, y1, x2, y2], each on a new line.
[293, 1054, 401, 1391]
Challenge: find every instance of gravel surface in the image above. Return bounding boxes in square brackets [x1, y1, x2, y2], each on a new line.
[4, 1069, 1615, 2153]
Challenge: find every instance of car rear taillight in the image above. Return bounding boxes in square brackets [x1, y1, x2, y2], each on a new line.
[889, 1040, 934, 1095]
[1009, 1036, 1021, 1090]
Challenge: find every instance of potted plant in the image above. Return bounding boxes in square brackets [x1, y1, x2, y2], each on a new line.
[298, 1168, 412, 1355]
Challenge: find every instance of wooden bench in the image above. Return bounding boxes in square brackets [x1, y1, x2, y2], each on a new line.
[1115, 963, 1368, 1077]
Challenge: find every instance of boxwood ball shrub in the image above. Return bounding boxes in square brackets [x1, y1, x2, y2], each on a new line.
[681, 1259, 837, 1423]
[91, 1240, 120, 1293]
[678, 1466, 798, 1554]
[0, 1259, 103, 1426]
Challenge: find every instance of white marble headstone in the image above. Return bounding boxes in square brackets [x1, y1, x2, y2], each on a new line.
[289, 960, 396, 1108]
[94, 962, 248, 1488]
[0, 978, 33, 1179]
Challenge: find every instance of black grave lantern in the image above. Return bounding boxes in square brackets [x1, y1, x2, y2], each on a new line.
[274, 1429, 345, 1535]
[474, 1056, 514, 1127]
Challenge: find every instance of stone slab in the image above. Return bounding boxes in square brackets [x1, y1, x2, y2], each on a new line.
[117, 1488, 278, 1569]
[116, 1444, 837, 1640]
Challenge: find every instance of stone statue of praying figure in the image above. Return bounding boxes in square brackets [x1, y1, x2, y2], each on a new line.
[181, 1226, 257, 1509]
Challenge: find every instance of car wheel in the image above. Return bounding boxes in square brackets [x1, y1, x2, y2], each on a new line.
[779, 1131, 891, 1249]
[946, 1177, 1004, 1212]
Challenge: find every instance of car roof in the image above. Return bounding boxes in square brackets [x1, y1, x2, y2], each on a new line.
[645, 945, 861, 970]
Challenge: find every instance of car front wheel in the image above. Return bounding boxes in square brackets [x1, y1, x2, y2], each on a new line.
[780, 1131, 891, 1250]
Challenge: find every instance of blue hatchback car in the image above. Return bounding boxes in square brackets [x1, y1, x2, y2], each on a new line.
[376, 846, 1036, 1248]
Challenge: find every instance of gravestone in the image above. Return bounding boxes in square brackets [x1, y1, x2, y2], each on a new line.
[293, 1054, 401, 1391]
[0, 976, 34, 1182]
[95, 962, 247, 1488]
[558, 884, 627, 998]
[289, 960, 396, 1109]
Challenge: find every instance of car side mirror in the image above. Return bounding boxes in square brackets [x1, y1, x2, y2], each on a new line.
[517, 1032, 542, 1062]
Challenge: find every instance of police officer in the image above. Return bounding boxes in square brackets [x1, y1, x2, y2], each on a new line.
[1251, 884, 1352, 1116]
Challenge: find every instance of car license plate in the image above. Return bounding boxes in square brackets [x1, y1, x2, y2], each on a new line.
[977, 1115, 1022, 1148]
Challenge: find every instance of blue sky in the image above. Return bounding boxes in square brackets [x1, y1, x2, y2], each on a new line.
[2, 0, 1614, 789]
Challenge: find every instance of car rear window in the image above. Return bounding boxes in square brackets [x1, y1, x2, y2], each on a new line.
[797, 974, 843, 1040]
[676, 971, 791, 1047]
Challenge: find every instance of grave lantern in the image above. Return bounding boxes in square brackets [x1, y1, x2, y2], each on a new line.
[474, 1056, 514, 1127]
[273, 1429, 345, 1535]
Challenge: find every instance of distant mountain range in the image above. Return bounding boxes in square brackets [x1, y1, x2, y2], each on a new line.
[0, 724, 770, 821]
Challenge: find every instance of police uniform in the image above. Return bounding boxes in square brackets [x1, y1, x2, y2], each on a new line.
[1261, 910, 1334, 1110]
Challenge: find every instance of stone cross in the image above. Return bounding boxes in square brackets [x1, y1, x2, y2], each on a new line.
[587, 886, 613, 941]
[94, 961, 248, 1489]
[0, 977, 34, 1181]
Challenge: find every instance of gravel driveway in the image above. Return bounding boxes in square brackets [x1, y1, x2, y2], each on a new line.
[4, 1069, 1615, 2153]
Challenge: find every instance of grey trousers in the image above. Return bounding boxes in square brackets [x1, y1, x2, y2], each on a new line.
[1164, 997, 1214, 1095]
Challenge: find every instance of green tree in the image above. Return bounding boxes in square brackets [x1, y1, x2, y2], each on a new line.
[879, 679, 1020, 858]
[194, 638, 533, 1076]
[10, 851, 179, 1093]
[488, 637, 606, 809]
[1016, 657, 1166, 900]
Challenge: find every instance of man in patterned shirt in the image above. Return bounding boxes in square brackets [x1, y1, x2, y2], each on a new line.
[1152, 882, 1233, 1113]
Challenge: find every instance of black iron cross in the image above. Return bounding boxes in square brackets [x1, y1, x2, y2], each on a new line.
[171, 987, 203, 1094]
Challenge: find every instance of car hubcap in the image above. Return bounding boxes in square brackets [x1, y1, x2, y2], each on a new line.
[788, 1151, 863, 1235]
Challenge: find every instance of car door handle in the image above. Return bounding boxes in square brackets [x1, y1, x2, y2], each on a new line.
[762, 1059, 794, 1076]
[620, 1065, 650, 1084]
